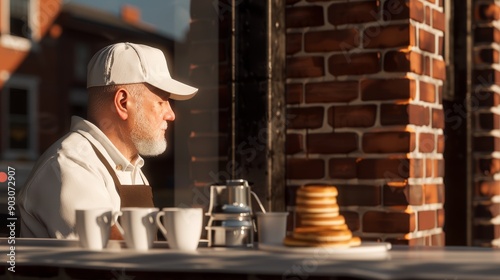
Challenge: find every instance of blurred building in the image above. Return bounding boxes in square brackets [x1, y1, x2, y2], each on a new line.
[0, 0, 178, 236]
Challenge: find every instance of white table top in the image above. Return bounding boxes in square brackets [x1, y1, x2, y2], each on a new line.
[2, 238, 500, 279]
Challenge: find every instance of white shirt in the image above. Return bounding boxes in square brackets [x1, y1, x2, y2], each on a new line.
[18, 116, 148, 239]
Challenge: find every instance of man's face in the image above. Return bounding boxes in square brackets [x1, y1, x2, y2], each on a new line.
[130, 86, 175, 156]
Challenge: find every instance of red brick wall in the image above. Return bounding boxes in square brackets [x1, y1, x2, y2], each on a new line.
[285, 0, 446, 246]
[473, 0, 500, 247]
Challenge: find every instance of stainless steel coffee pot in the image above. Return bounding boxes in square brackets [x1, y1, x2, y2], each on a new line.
[208, 179, 252, 214]
[205, 179, 266, 248]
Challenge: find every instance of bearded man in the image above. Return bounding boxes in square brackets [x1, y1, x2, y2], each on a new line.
[18, 42, 197, 239]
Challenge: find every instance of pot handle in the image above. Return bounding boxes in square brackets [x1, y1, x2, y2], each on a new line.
[251, 191, 266, 213]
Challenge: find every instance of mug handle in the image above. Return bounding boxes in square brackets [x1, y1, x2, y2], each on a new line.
[155, 211, 168, 239]
[112, 211, 124, 236]
[97, 211, 113, 226]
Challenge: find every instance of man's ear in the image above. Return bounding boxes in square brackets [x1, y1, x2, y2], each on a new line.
[114, 88, 129, 120]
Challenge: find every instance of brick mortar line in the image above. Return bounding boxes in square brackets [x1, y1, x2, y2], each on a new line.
[286, 2, 411, 32]
[473, 42, 500, 50]
[290, 48, 418, 57]
[407, 178, 444, 185]
[286, 126, 444, 136]
[287, 73, 444, 84]
[473, 63, 500, 71]
[474, 20, 500, 28]
[286, 46, 447, 57]
[472, 196, 500, 204]
[411, 19, 445, 36]
[286, 152, 443, 160]
[340, 205, 443, 214]
[487, 19, 500, 30]
[487, 106, 500, 115]
[284, 148, 445, 159]
[286, 19, 444, 37]
[474, 173, 500, 182]
[285, 68, 445, 83]
[472, 129, 500, 138]
[407, 203, 445, 211]
[472, 154, 500, 161]
[407, 151, 445, 159]
[474, 216, 500, 225]
[287, 178, 443, 187]
[286, 42, 445, 63]
[286, 123, 445, 130]
[406, 227, 443, 239]
[472, 151, 500, 160]
[408, 46, 446, 61]
[417, 0, 445, 9]
[473, 43, 500, 51]
[353, 232, 407, 239]
[472, 84, 500, 93]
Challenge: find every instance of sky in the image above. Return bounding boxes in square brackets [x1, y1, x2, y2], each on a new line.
[62, 0, 192, 41]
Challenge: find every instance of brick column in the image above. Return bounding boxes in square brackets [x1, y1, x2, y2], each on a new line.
[473, 0, 500, 247]
[285, 0, 446, 245]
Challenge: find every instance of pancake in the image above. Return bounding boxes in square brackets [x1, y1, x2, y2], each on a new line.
[296, 196, 337, 205]
[286, 185, 360, 249]
[293, 228, 352, 242]
[283, 236, 352, 248]
[299, 212, 341, 218]
[349, 236, 361, 247]
[296, 186, 338, 198]
[299, 215, 345, 227]
[294, 225, 349, 233]
[296, 204, 339, 214]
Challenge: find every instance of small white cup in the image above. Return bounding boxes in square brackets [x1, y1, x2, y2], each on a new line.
[114, 207, 159, 251]
[257, 212, 289, 244]
[156, 207, 203, 251]
[75, 208, 113, 250]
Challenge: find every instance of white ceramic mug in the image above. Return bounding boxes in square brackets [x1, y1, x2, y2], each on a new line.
[114, 207, 159, 251]
[257, 212, 289, 244]
[75, 208, 113, 250]
[156, 207, 203, 251]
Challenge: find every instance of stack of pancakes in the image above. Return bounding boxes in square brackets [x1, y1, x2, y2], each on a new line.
[283, 185, 361, 248]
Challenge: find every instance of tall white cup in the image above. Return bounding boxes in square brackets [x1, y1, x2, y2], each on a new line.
[257, 212, 289, 244]
[156, 207, 203, 251]
[114, 207, 159, 251]
[75, 208, 113, 250]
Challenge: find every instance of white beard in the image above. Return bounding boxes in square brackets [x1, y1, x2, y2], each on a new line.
[130, 109, 168, 156]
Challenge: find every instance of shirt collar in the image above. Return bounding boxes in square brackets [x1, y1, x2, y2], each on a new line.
[70, 116, 144, 171]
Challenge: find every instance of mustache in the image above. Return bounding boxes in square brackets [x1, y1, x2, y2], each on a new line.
[161, 122, 168, 130]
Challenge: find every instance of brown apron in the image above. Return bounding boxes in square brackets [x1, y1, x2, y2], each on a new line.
[87, 140, 155, 208]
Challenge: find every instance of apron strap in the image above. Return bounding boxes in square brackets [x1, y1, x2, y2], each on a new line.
[84, 135, 155, 208]
[89, 143, 122, 188]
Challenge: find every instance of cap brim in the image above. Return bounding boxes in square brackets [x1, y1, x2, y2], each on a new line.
[149, 78, 198, 101]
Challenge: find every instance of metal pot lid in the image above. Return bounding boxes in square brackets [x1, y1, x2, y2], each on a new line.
[206, 212, 253, 219]
[205, 225, 253, 230]
[221, 204, 251, 213]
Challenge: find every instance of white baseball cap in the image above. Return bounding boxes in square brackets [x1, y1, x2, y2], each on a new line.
[87, 42, 198, 100]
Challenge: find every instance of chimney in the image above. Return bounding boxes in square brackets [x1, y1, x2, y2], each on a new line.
[121, 4, 141, 24]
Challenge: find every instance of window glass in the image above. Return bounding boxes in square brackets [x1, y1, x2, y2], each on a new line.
[74, 43, 90, 81]
[8, 87, 30, 149]
[9, 0, 30, 38]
